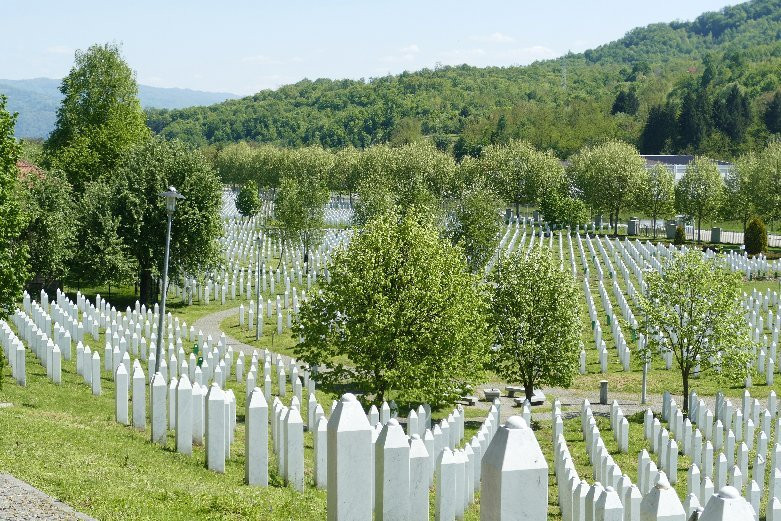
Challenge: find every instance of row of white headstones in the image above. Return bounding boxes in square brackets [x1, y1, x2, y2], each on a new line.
[1, 288, 559, 520]
[496, 224, 781, 385]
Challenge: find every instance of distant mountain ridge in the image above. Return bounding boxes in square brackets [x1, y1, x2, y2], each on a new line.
[0, 77, 239, 139]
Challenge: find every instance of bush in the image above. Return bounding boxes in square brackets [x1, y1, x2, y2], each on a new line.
[745, 216, 768, 255]
[236, 181, 262, 217]
[673, 225, 686, 245]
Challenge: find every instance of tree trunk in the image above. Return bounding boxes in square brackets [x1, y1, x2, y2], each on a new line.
[524, 379, 534, 404]
[697, 215, 702, 243]
[614, 212, 619, 236]
[652, 215, 657, 238]
[515, 202, 520, 221]
[682, 369, 690, 415]
[139, 269, 153, 307]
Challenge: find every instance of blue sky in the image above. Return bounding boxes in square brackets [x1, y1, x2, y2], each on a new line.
[3, 0, 737, 96]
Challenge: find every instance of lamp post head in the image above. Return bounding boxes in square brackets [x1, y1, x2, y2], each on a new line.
[160, 186, 185, 214]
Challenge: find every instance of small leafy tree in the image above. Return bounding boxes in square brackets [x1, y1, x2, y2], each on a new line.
[745, 216, 768, 255]
[447, 182, 501, 272]
[236, 181, 262, 217]
[675, 156, 724, 243]
[294, 209, 491, 406]
[274, 175, 329, 262]
[636, 164, 675, 238]
[488, 247, 581, 403]
[639, 251, 752, 413]
[570, 140, 646, 235]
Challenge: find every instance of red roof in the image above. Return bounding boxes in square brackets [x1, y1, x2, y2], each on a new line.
[16, 160, 44, 180]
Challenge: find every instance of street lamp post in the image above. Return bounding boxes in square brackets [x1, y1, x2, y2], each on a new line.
[154, 187, 185, 376]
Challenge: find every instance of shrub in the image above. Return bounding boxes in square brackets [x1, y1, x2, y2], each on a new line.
[673, 225, 686, 245]
[745, 216, 768, 255]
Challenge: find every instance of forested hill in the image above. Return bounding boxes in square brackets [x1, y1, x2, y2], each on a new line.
[147, 0, 781, 159]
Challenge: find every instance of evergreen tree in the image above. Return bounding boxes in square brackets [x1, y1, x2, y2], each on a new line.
[640, 104, 678, 153]
[678, 89, 710, 150]
[765, 91, 781, 134]
[713, 83, 752, 141]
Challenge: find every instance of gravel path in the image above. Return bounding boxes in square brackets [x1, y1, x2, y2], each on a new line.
[0, 474, 96, 521]
[193, 306, 296, 365]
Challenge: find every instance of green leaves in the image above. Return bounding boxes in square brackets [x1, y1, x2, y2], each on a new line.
[0, 95, 29, 318]
[294, 209, 491, 407]
[487, 247, 581, 402]
[236, 181, 262, 217]
[44, 43, 149, 194]
[639, 250, 752, 411]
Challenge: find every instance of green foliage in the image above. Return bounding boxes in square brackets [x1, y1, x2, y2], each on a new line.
[640, 104, 677, 154]
[148, 0, 781, 158]
[756, 141, 781, 222]
[274, 175, 329, 256]
[635, 164, 675, 237]
[611, 88, 639, 115]
[447, 182, 501, 272]
[480, 140, 565, 216]
[294, 209, 491, 406]
[44, 43, 149, 193]
[20, 169, 76, 289]
[570, 140, 646, 234]
[67, 179, 134, 289]
[235, 181, 262, 217]
[766, 91, 781, 134]
[488, 247, 581, 403]
[0, 94, 29, 318]
[108, 137, 223, 304]
[744, 216, 768, 255]
[539, 192, 589, 230]
[673, 225, 686, 245]
[675, 156, 724, 241]
[639, 250, 752, 412]
[723, 152, 762, 231]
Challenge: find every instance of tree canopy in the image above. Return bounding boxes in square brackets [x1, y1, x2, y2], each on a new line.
[294, 209, 491, 407]
[488, 247, 581, 403]
[0, 95, 29, 318]
[44, 43, 149, 193]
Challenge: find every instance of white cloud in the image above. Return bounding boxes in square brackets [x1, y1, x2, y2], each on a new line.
[45, 45, 73, 55]
[470, 32, 515, 44]
[400, 44, 420, 54]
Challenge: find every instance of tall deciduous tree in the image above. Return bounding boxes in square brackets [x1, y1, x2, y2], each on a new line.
[294, 209, 491, 406]
[236, 180, 262, 217]
[636, 164, 675, 238]
[109, 138, 223, 305]
[675, 156, 724, 242]
[757, 142, 781, 223]
[20, 168, 76, 290]
[765, 91, 781, 135]
[481, 140, 564, 219]
[67, 178, 134, 289]
[447, 181, 501, 273]
[488, 247, 581, 404]
[44, 43, 149, 193]
[570, 140, 646, 235]
[639, 251, 752, 413]
[274, 174, 329, 262]
[0, 95, 29, 318]
[723, 153, 762, 232]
